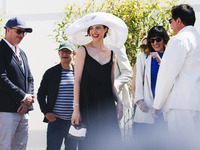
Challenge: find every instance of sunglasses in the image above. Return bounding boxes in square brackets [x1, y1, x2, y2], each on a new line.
[10, 27, 27, 36]
[149, 37, 162, 43]
[168, 18, 173, 24]
[140, 44, 147, 49]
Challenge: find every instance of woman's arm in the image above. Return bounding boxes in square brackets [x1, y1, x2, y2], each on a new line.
[132, 64, 136, 98]
[71, 46, 86, 125]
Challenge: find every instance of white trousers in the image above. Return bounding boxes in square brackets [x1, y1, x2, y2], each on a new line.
[167, 109, 200, 149]
[0, 112, 29, 150]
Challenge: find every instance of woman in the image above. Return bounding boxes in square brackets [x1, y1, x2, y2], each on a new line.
[133, 26, 169, 144]
[66, 12, 128, 150]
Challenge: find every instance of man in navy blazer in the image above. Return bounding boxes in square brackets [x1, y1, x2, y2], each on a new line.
[0, 17, 34, 150]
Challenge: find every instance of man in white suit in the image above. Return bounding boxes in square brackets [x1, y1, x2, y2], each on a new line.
[152, 4, 200, 148]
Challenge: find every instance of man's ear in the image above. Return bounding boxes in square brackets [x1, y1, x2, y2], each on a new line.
[177, 17, 182, 25]
[177, 17, 185, 28]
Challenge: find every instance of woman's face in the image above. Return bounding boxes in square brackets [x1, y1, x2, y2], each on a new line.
[88, 24, 108, 41]
[140, 38, 147, 50]
[150, 37, 164, 53]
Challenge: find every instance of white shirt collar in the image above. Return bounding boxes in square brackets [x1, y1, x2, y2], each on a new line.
[3, 38, 20, 56]
[178, 25, 193, 34]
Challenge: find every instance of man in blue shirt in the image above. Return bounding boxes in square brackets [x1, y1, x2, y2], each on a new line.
[37, 41, 77, 150]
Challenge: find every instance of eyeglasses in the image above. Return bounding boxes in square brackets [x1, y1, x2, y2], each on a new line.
[168, 18, 173, 24]
[149, 37, 162, 43]
[10, 27, 27, 36]
[60, 50, 73, 54]
[140, 44, 147, 49]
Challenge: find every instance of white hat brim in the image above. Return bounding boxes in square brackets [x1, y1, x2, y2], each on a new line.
[66, 12, 128, 48]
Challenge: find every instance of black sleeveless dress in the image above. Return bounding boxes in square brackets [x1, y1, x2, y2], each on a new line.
[79, 46, 122, 150]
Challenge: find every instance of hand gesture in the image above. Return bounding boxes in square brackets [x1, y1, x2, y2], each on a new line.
[150, 52, 161, 64]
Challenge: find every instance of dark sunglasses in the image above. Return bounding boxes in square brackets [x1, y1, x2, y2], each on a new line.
[140, 44, 147, 49]
[149, 37, 162, 43]
[169, 18, 173, 24]
[10, 27, 27, 36]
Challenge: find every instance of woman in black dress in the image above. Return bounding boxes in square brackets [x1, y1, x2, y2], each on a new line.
[67, 12, 128, 150]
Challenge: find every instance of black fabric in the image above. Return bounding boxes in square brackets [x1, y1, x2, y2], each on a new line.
[79, 46, 122, 150]
[37, 64, 62, 122]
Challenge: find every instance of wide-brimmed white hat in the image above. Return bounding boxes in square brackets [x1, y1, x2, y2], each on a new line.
[66, 12, 128, 48]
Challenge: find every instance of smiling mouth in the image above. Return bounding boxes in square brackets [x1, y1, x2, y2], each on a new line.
[154, 45, 160, 48]
[93, 35, 99, 38]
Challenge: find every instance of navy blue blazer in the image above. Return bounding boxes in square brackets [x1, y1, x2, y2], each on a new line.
[0, 39, 34, 112]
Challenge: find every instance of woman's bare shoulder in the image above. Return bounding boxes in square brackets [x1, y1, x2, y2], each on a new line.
[77, 46, 85, 52]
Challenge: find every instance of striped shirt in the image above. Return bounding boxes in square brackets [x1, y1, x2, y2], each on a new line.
[53, 68, 74, 120]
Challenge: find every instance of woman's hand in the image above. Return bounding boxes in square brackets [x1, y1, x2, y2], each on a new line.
[71, 108, 81, 125]
[137, 100, 149, 113]
[150, 52, 161, 64]
[116, 101, 123, 120]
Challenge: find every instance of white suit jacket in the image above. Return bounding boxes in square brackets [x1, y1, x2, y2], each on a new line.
[153, 26, 200, 112]
[133, 52, 155, 124]
[109, 45, 132, 109]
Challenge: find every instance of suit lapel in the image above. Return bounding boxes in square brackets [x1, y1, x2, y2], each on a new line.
[19, 51, 26, 75]
[1, 39, 25, 78]
[13, 54, 25, 76]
